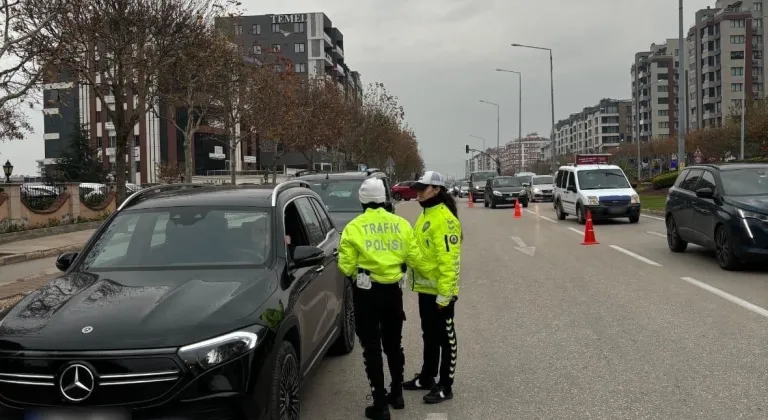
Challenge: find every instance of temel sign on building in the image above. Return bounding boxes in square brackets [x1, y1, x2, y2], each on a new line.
[575, 154, 611, 165]
[271, 14, 307, 24]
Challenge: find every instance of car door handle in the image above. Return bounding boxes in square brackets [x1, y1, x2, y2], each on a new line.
[315, 265, 325, 273]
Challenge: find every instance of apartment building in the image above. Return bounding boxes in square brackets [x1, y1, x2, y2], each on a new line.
[630, 39, 684, 142]
[220, 12, 364, 170]
[687, 1, 764, 130]
[552, 99, 633, 155]
[501, 133, 550, 172]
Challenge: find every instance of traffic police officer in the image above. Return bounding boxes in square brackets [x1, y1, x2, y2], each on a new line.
[338, 177, 433, 420]
[403, 170, 462, 404]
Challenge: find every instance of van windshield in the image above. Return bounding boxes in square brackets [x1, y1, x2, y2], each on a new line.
[577, 169, 630, 190]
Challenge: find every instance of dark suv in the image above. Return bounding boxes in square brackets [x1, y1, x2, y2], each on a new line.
[665, 163, 768, 270]
[295, 169, 395, 230]
[0, 182, 355, 419]
[484, 176, 528, 208]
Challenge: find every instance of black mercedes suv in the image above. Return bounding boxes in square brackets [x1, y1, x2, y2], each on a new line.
[0, 181, 355, 420]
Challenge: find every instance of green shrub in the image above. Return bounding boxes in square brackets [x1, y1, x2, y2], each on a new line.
[651, 171, 679, 190]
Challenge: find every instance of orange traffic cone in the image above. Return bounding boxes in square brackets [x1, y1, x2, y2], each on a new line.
[513, 199, 522, 218]
[581, 211, 599, 245]
[468, 193, 475, 208]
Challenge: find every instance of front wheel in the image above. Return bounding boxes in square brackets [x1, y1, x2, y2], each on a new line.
[715, 225, 740, 270]
[556, 201, 567, 220]
[576, 204, 586, 225]
[269, 341, 300, 420]
[666, 215, 688, 253]
[628, 214, 640, 224]
[392, 193, 402, 201]
[330, 281, 355, 355]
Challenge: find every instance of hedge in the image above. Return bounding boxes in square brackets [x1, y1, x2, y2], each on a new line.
[651, 171, 679, 190]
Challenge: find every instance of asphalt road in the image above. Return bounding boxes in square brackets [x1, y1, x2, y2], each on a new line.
[300, 198, 768, 420]
[3, 199, 768, 419]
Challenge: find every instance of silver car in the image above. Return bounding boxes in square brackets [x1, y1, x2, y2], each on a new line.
[527, 175, 555, 202]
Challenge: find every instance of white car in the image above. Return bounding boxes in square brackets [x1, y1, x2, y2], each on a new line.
[553, 164, 641, 224]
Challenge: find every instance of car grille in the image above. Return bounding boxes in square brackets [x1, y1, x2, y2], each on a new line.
[0, 355, 183, 406]
[539, 189, 552, 194]
[599, 195, 631, 206]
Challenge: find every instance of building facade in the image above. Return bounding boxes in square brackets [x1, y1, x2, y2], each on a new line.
[500, 133, 550, 172]
[687, 1, 764, 130]
[631, 39, 683, 143]
[552, 99, 633, 156]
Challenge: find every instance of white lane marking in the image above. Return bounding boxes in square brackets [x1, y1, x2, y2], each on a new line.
[642, 214, 665, 221]
[525, 209, 536, 216]
[609, 245, 662, 266]
[646, 231, 666, 238]
[567, 227, 583, 235]
[681, 277, 768, 319]
[510, 236, 526, 247]
[541, 216, 558, 224]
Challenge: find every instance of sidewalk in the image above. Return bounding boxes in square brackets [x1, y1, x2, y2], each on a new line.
[0, 229, 95, 266]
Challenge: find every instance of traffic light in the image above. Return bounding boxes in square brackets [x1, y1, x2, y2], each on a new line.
[465, 145, 469, 154]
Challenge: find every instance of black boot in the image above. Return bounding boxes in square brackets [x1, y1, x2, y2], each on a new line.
[365, 395, 391, 420]
[388, 383, 404, 409]
[423, 384, 453, 404]
[403, 373, 435, 391]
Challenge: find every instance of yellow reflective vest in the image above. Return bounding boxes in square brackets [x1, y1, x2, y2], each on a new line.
[338, 208, 434, 284]
[409, 203, 462, 306]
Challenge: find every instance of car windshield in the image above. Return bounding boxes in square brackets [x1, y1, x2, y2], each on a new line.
[308, 179, 365, 212]
[471, 172, 496, 183]
[533, 176, 554, 185]
[461, 182, 469, 188]
[721, 168, 768, 196]
[516, 176, 532, 184]
[577, 169, 630, 190]
[492, 177, 521, 187]
[78, 207, 271, 270]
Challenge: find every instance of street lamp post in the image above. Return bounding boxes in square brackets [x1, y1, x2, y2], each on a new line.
[511, 43, 555, 172]
[2, 159, 13, 183]
[677, 0, 687, 167]
[479, 100, 501, 174]
[469, 135, 486, 171]
[496, 69, 523, 173]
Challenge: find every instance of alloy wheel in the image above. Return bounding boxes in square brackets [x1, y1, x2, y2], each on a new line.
[344, 286, 355, 346]
[279, 353, 300, 420]
[715, 228, 730, 267]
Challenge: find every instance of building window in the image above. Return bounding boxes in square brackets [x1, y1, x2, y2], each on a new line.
[731, 51, 745, 59]
[730, 35, 745, 44]
[731, 83, 743, 92]
[731, 19, 745, 27]
[271, 44, 281, 53]
[756, 2, 763, 11]
[657, 85, 668, 92]
[134, 135, 140, 147]
[252, 24, 260, 35]
[732, 99, 743, 108]
[658, 97, 669, 105]
[273, 64, 283, 72]
[271, 23, 280, 33]
[294, 63, 306, 73]
[233, 24, 243, 35]
[731, 67, 744, 76]
[293, 22, 305, 33]
[756, 17, 763, 27]
[659, 121, 669, 129]
[658, 109, 668, 116]
[753, 66, 763, 76]
[294, 43, 305, 53]
[253, 44, 261, 54]
[755, 83, 764, 91]
[755, 50, 764, 59]
[753, 35, 763, 46]
[109, 135, 116, 148]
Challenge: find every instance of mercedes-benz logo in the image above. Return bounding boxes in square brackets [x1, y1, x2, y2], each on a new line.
[59, 364, 95, 402]
[81, 326, 93, 334]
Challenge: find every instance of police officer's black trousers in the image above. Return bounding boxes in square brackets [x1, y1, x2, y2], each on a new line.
[418, 293, 457, 390]
[353, 281, 405, 401]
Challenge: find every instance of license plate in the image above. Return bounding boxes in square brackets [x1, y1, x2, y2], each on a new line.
[26, 409, 130, 420]
[608, 207, 626, 215]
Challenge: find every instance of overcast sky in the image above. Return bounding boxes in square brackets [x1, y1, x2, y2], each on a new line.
[4, 0, 715, 177]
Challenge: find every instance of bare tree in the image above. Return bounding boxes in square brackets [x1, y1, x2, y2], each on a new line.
[1, 0, 67, 141]
[24, 0, 228, 203]
[291, 77, 347, 169]
[152, 17, 234, 183]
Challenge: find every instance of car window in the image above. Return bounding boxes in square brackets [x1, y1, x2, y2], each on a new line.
[492, 177, 521, 187]
[699, 171, 717, 192]
[533, 176, 554, 185]
[555, 171, 563, 188]
[720, 167, 768, 196]
[307, 179, 364, 212]
[567, 172, 576, 188]
[680, 169, 703, 191]
[576, 169, 629, 190]
[673, 169, 690, 188]
[79, 207, 271, 270]
[310, 197, 334, 234]
[516, 176, 532, 185]
[295, 197, 325, 246]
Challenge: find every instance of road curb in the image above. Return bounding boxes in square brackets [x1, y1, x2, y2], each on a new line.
[642, 209, 665, 217]
[0, 244, 84, 266]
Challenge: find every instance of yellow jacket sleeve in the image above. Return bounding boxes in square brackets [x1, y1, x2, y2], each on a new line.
[337, 225, 358, 277]
[433, 217, 461, 307]
[404, 222, 435, 277]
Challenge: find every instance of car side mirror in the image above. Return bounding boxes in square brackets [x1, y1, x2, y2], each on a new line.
[630, 183, 638, 189]
[55, 252, 78, 272]
[289, 245, 325, 269]
[522, 183, 530, 187]
[567, 185, 577, 193]
[695, 187, 714, 199]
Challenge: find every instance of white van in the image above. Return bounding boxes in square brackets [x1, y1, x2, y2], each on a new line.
[553, 164, 641, 224]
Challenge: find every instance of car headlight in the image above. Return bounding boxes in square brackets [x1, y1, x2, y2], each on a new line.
[493, 190, 502, 196]
[631, 194, 640, 204]
[737, 208, 768, 222]
[587, 196, 599, 205]
[533, 188, 541, 193]
[178, 329, 261, 371]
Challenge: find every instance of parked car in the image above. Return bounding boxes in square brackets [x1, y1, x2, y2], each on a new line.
[553, 164, 640, 224]
[527, 175, 555, 202]
[391, 180, 418, 201]
[665, 163, 768, 270]
[483, 176, 528, 208]
[0, 182, 355, 419]
[295, 168, 395, 230]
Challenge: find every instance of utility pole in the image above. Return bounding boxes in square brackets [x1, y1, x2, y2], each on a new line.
[677, 0, 687, 169]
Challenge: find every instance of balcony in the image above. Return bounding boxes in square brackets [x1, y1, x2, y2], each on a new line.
[334, 45, 344, 59]
[335, 63, 345, 76]
[324, 52, 333, 65]
[323, 32, 332, 46]
[104, 121, 115, 131]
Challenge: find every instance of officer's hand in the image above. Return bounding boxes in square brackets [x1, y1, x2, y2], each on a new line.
[436, 304, 444, 310]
